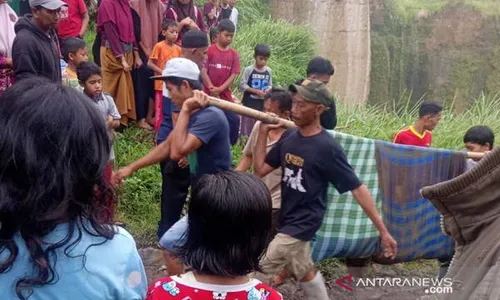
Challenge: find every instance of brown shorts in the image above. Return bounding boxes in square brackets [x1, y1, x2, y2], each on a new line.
[254, 233, 315, 283]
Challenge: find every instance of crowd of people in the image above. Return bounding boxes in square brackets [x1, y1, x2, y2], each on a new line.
[0, 0, 496, 299]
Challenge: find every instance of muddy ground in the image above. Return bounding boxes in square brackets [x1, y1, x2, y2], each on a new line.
[139, 247, 441, 300]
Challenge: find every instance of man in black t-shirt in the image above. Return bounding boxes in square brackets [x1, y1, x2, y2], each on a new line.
[253, 79, 397, 300]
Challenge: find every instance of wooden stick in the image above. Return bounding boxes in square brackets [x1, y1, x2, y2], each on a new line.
[207, 96, 296, 128]
[206, 96, 487, 160]
[467, 151, 486, 159]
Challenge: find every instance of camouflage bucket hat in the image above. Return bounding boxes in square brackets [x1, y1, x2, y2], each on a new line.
[289, 79, 333, 107]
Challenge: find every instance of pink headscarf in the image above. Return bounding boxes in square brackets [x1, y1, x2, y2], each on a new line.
[0, 2, 17, 57]
[130, 0, 162, 52]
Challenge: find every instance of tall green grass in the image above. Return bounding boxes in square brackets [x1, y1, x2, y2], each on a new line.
[195, 0, 315, 88]
[116, 93, 500, 245]
[233, 19, 315, 87]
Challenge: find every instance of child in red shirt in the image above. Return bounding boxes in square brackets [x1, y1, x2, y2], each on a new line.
[393, 101, 443, 147]
[146, 171, 282, 300]
[201, 19, 241, 145]
[57, 0, 89, 40]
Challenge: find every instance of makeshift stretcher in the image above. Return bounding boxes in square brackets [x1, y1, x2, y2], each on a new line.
[206, 95, 482, 263]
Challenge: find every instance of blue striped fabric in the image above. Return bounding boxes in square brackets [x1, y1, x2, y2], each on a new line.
[311, 132, 466, 263]
[374, 141, 465, 262]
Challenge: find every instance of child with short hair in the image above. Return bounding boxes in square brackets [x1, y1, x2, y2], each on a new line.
[201, 19, 241, 145]
[209, 27, 218, 44]
[393, 101, 443, 147]
[239, 44, 272, 136]
[305, 56, 337, 130]
[77, 61, 121, 163]
[146, 171, 283, 300]
[61, 37, 88, 91]
[236, 88, 291, 239]
[464, 125, 495, 170]
[148, 19, 182, 132]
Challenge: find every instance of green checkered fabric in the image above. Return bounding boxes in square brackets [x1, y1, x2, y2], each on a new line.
[311, 131, 382, 262]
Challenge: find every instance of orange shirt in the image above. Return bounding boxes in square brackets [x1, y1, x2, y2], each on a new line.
[393, 125, 432, 147]
[150, 41, 182, 91]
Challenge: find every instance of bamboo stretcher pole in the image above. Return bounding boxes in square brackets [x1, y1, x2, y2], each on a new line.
[466, 151, 486, 159]
[206, 95, 296, 129]
[206, 95, 486, 160]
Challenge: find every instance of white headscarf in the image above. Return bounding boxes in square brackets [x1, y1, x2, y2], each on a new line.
[0, 2, 17, 57]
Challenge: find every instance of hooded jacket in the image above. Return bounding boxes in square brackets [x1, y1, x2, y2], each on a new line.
[12, 15, 61, 82]
[421, 147, 500, 300]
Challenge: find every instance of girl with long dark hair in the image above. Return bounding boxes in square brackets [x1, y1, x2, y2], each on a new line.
[0, 79, 147, 299]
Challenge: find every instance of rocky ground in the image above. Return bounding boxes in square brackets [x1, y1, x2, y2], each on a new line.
[139, 247, 441, 300]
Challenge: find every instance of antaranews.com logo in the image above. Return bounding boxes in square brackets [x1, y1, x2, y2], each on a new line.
[335, 274, 453, 294]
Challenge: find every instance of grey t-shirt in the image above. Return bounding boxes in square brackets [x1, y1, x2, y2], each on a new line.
[93, 92, 121, 160]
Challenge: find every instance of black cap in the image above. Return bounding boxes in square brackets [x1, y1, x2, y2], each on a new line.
[182, 30, 209, 49]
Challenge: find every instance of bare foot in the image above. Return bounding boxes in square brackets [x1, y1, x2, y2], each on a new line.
[146, 116, 155, 127]
[272, 269, 288, 286]
[137, 119, 153, 131]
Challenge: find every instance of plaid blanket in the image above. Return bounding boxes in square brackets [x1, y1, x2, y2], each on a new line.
[374, 141, 465, 262]
[311, 131, 466, 263]
[311, 131, 381, 262]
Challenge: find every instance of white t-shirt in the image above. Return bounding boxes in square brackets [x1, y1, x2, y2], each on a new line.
[230, 7, 239, 32]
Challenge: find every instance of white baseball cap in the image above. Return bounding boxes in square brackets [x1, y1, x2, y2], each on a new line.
[151, 58, 200, 81]
[29, 0, 67, 10]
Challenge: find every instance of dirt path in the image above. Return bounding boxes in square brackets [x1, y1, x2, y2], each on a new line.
[139, 247, 440, 300]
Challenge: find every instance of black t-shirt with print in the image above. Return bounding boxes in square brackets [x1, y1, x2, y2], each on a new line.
[265, 128, 362, 241]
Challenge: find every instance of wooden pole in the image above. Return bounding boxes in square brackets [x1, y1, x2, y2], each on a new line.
[206, 95, 486, 160]
[207, 96, 296, 128]
[466, 151, 486, 159]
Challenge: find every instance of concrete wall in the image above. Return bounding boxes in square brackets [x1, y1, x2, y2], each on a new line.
[269, 0, 371, 105]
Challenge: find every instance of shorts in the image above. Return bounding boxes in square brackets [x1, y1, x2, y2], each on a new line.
[159, 215, 188, 250]
[254, 233, 314, 283]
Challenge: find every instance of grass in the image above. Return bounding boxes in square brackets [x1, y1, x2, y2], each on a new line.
[114, 128, 246, 246]
[115, 93, 500, 246]
[233, 18, 315, 88]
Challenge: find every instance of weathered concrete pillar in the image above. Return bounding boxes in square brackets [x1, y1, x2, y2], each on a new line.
[270, 0, 371, 105]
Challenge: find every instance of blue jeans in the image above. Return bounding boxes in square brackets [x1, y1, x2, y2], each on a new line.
[159, 215, 188, 250]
